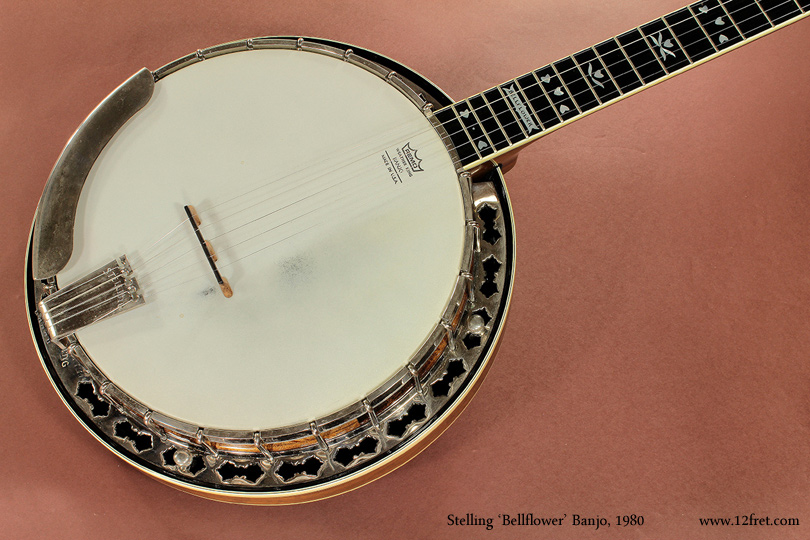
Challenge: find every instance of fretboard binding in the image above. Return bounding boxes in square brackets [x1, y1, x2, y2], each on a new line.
[434, 0, 799, 160]
[433, 0, 808, 168]
[718, 1, 748, 37]
[441, 1, 746, 140]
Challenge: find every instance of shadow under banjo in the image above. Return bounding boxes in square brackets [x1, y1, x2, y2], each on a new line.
[26, 1, 809, 504]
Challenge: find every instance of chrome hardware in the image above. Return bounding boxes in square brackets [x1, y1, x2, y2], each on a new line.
[467, 219, 481, 252]
[31, 70, 154, 279]
[407, 363, 424, 396]
[174, 450, 193, 469]
[362, 399, 380, 430]
[197, 428, 220, 457]
[37, 255, 144, 341]
[310, 422, 328, 451]
[254, 432, 275, 460]
[441, 319, 457, 354]
[461, 271, 475, 304]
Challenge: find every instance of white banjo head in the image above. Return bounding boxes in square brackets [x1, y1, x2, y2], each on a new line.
[27, 38, 514, 503]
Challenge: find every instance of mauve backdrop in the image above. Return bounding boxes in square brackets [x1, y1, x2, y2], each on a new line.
[2, 1, 809, 539]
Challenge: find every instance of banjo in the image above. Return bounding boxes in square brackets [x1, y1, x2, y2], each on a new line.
[26, 1, 809, 504]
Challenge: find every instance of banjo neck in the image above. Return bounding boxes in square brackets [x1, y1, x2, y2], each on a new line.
[435, 0, 810, 171]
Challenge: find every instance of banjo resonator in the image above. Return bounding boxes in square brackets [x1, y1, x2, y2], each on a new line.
[27, 37, 514, 504]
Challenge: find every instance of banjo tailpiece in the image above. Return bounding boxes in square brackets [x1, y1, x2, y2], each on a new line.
[37, 255, 145, 342]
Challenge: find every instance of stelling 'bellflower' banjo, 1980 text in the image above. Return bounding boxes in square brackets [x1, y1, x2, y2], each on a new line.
[26, 0, 809, 503]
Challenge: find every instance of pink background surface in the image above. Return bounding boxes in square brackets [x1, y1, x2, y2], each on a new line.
[2, 1, 810, 538]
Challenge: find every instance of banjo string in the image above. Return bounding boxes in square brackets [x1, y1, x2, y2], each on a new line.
[440, 1, 780, 144]
[131, 115, 439, 270]
[143, 0, 774, 252]
[140, 224, 322, 299]
[89, 0, 779, 274]
[127, 26, 687, 272]
[195, 116, 435, 219]
[134, 0, 788, 295]
[59, 13, 730, 304]
[143, 165, 411, 298]
[133, 135, 451, 283]
[58, 169, 397, 321]
[59, 140, 448, 318]
[137, 151, 425, 290]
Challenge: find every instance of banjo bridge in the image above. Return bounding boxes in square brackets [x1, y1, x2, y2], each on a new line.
[37, 255, 144, 342]
[184, 204, 233, 298]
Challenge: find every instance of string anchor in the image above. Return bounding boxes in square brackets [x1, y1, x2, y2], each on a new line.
[184, 205, 234, 298]
[37, 255, 145, 342]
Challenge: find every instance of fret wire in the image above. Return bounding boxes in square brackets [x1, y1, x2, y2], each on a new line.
[535, 65, 579, 120]
[718, 0, 750, 36]
[434, 17, 753, 149]
[445, 0, 794, 125]
[434, 0, 806, 161]
[553, 0, 786, 100]
[573, 49, 622, 104]
[550, 64, 583, 115]
[452, 102, 486, 160]
[473, 93, 511, 148]
[587, 46, 623, 96]
[662, 13, 692, 54]
[457, 99, 493, 156]
[614, 35, 650, 85]
[466, 96, 500, 153]
[482, 89, 515, 144]
[433, 107, 478, 164]
[515, 72, 560, 130]
[511, 79, 546, 133]
[536, 0, 794, 102]
[484, 87, 526, 143]
[620, 28, 668, 83]
[687, 5, 722, 50]
[722, 0, 773, 37]
[433, 0, 794, 162]
[691, 0, 745, 50]
[665, 8, 717, 61]
[595, 38, 644, 93]
[532, 71, 565, 123]
[555, 56, 602, 111]
[572, 57, 604, 105]
[750, 0, 775, 23]
[755, 0, 803, 24]
[497, 85, 531, 138]
[640, 22, 688, 74]
[462, 98, 496, 156]
[756, 0, 779, 22]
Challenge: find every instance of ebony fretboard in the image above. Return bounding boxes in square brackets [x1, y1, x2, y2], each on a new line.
[434, 0, 809, 169]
